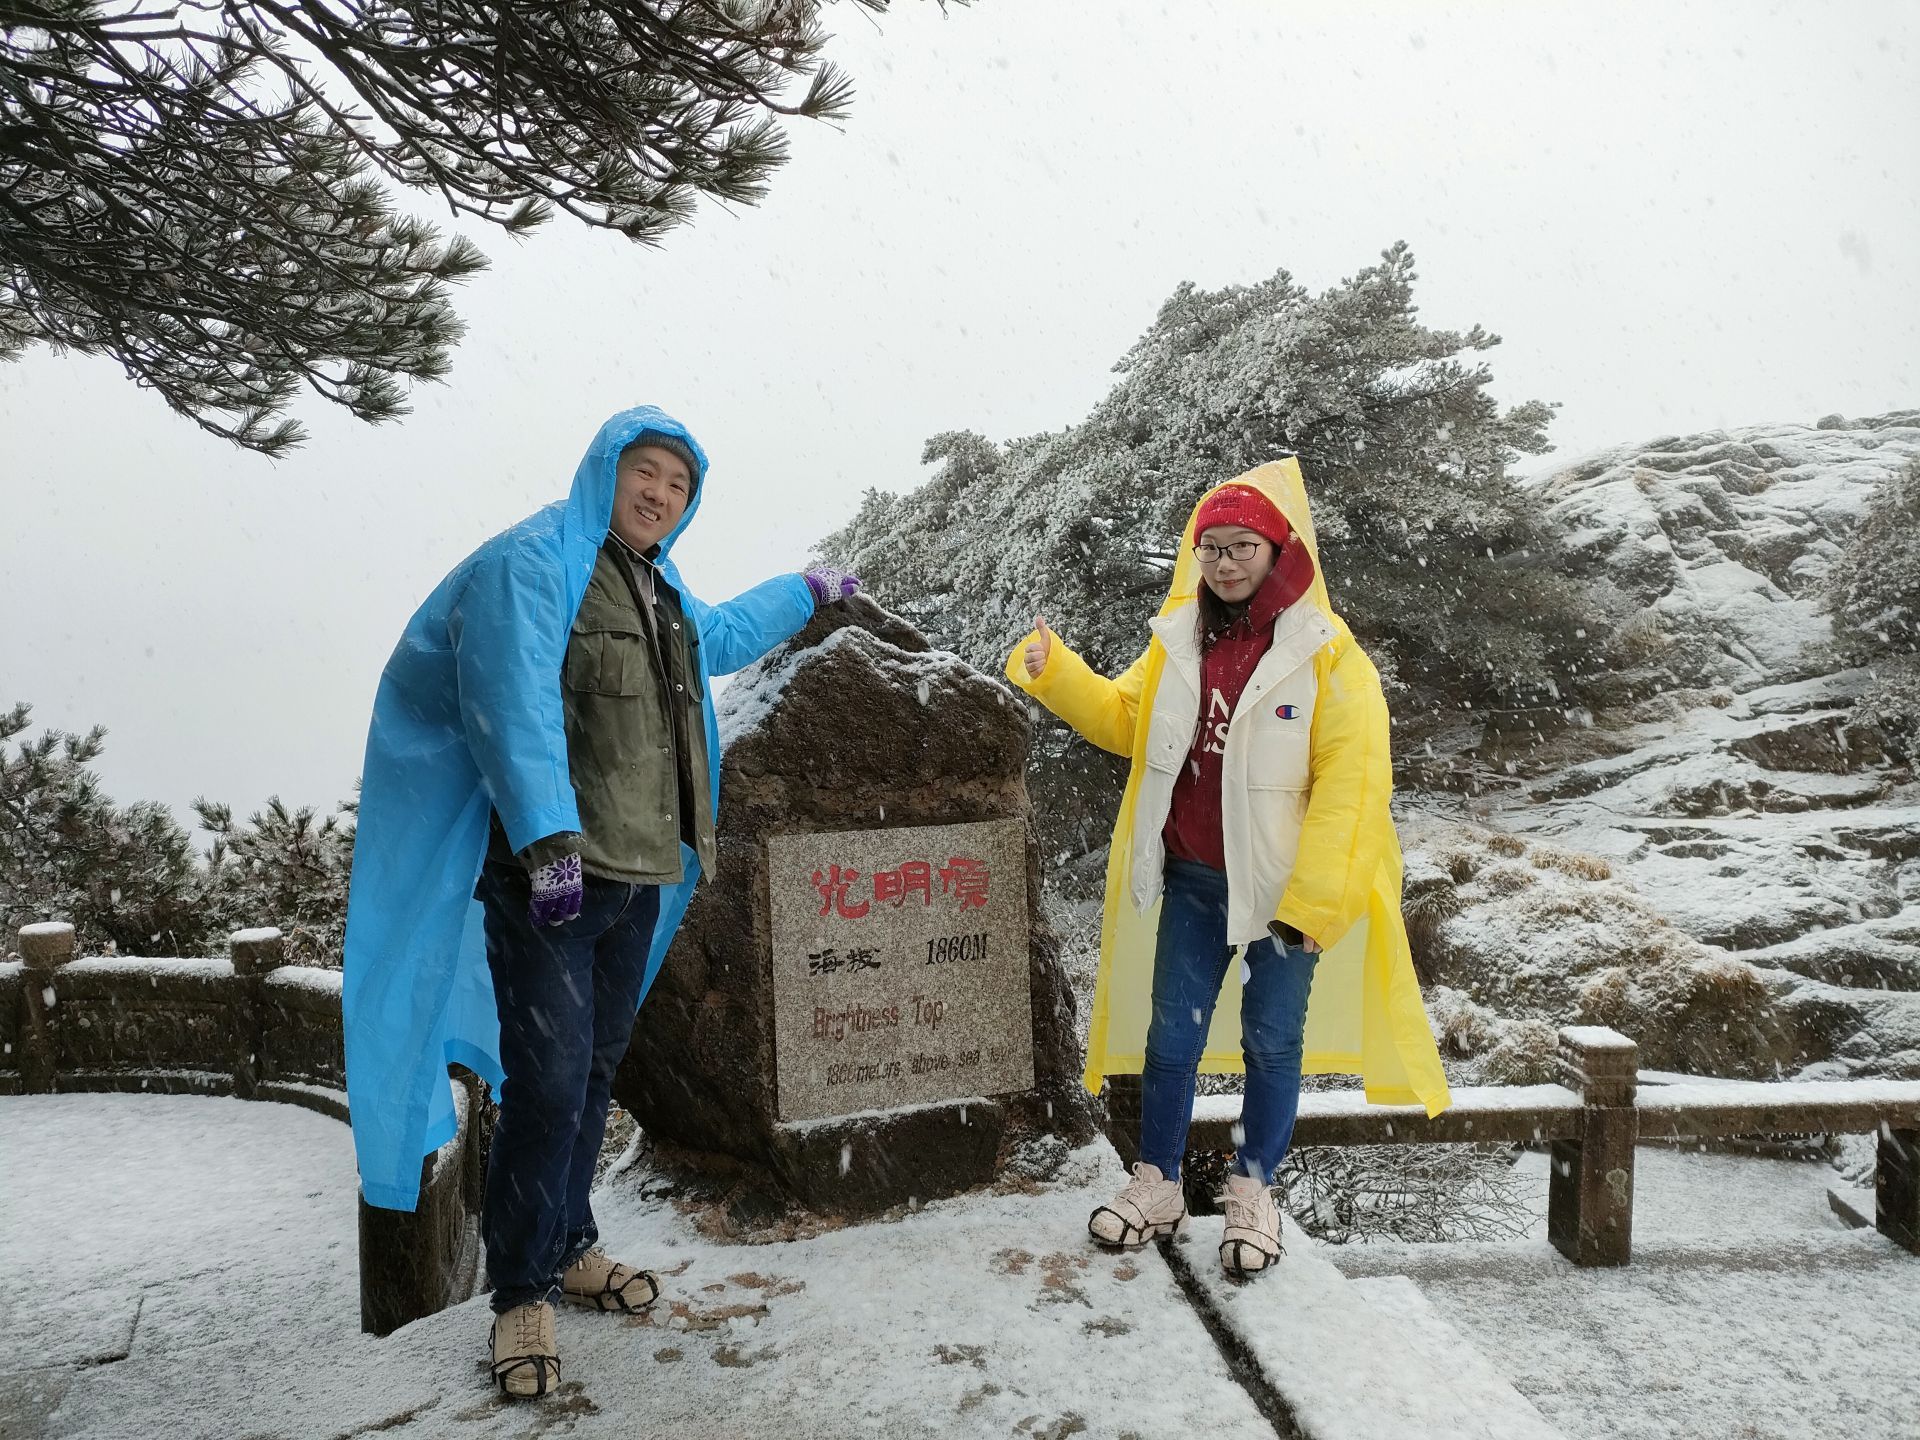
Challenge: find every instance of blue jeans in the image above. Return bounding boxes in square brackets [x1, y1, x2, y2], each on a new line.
[475, 861, 660, 1313]
[1138, 857, 1319, 1183]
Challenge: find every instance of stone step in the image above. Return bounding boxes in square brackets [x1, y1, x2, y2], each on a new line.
[1170, 1217, 1566, 1440]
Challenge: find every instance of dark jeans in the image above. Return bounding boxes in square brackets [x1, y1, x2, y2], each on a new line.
[475, 861, 660, 1313]
[1138, 856, 1319, 1184]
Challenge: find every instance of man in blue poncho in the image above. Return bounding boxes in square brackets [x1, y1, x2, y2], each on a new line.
[342, 406, 859, 1398]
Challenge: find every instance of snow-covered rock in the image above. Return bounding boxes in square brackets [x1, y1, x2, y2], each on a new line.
[1534, 412, 1920, 692]
[1420, 413, 1920, 1086]
[620, 595, 1094, 1220]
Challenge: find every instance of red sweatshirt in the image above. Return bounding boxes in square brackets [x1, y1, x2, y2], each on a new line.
[1162, 545, 1316, 871]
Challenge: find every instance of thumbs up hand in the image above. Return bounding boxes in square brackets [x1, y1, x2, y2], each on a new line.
[1024, 616, 1054, 680]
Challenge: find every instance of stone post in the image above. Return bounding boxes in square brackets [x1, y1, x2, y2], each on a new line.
[229, 928, 286, 1100]
[359, 1077, 486, 1336]
[17, 922, 75, 1094]
[1548, 1025, 1638, 1267]
[359, 1155, 444, 1337]
[1876, 1124, 1920, 1255]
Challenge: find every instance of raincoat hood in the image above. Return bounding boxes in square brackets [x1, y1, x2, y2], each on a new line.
[582, 410, 710, 561]
[1167, 460, 1334, 628]
[343, 406, 815, 1210]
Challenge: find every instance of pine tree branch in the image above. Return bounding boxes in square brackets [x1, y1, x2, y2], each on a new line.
[3, 0, 908, 449]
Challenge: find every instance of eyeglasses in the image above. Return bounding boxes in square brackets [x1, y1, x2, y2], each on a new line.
[1193, 539, 1265, 564]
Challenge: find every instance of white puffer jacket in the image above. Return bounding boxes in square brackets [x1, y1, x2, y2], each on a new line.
[1127, 600, 1337, 946]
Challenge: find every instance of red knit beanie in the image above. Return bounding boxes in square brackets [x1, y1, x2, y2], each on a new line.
[1191, 484, 1291, 549]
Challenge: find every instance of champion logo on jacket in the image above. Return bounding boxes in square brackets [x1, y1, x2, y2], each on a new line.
[1275, 703, 1301, 719]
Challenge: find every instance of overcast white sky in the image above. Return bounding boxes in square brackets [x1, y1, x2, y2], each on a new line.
[2, 0, 1916, 832]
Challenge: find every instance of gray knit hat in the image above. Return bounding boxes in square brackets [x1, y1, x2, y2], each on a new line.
[622, 430, 704, 493]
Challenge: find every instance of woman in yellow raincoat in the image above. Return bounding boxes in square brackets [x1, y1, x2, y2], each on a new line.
[1006, 459, 1450, 1276]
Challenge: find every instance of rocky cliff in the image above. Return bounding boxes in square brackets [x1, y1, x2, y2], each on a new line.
[1417, 412, 1920, 1088]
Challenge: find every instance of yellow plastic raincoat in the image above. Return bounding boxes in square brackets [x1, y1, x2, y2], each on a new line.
[1005, 460, 1452, 1116]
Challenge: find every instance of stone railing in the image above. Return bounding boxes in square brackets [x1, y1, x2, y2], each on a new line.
[15, 920, 1914, 1308]
[2, 922, 485, 1336]
[1111, 1024, 1920, 1265]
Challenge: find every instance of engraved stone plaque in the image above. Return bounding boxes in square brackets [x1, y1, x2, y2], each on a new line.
[767, 818, 1034, 1124]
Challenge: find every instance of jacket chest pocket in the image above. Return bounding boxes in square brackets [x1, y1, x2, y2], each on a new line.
[564, 619, 648, 697]
[1144, 677, 1199, 774]
[1243, 700, 1313, 790]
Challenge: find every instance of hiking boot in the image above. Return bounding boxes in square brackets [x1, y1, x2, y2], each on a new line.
[561, 1246, 660, 1314]
[1219, 1173, 1283, 1277]
[489, 1301, 558, 1399]
[1088, 1161, 1189, 1248]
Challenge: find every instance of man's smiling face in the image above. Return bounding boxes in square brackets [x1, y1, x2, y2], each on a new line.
[610, 442, 692, 552]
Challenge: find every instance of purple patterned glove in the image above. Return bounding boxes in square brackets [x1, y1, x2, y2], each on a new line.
[529, 853, 584, 928]
[803, 566, 861, 607]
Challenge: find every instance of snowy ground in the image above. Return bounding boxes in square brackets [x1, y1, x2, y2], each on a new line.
[1330, 1147, 1920, 1440]
[7, 1094, 1919, 1440]
[3, 1094, 1266, 1440]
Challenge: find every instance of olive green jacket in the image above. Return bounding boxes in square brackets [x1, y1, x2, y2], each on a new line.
[503, 539, 715, 884]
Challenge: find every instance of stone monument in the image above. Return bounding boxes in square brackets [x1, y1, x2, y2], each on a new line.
[613, 597, 1092, 1216]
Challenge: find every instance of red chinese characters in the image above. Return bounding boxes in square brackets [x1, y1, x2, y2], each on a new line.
[810, 856, 989, 918]
[938, 857, 990, 910]
[811, 865, 870, 919]
[874, 860, 933, 908]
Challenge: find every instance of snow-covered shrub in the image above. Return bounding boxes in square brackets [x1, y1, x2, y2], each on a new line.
[1609, 607, 1671, 666]
[1575, 948, 1786, 1078]
[196, 794, 356, 968]
[1428, 984, 1506, 1056]
[1530, 845, 1612, 881]
[1401, 862, 1464, 983]
[1427, 985, 1559, 1085]
[1825, 458, 1920, 763]
[1041, 888, 1103, 1056]
[1477, 1018, 1560, 1085]
[1281, 1142, 1540, 1245]
[1480, 860, 1538, 896]
[0, 702, 212, 957]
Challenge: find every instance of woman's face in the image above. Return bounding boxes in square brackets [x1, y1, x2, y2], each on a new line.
[1196, 525, 1275, 605]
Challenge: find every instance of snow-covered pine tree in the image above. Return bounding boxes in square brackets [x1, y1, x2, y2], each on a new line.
[823, 246, 1622, 871]
[1826, 458, 1920, 761]
[826, 243, 1604, 710]
[0, 703, 210, 956]
[2, 1, 888, 453]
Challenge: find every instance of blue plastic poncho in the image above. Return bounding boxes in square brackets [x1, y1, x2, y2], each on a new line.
[343, 406, 815, 1211]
